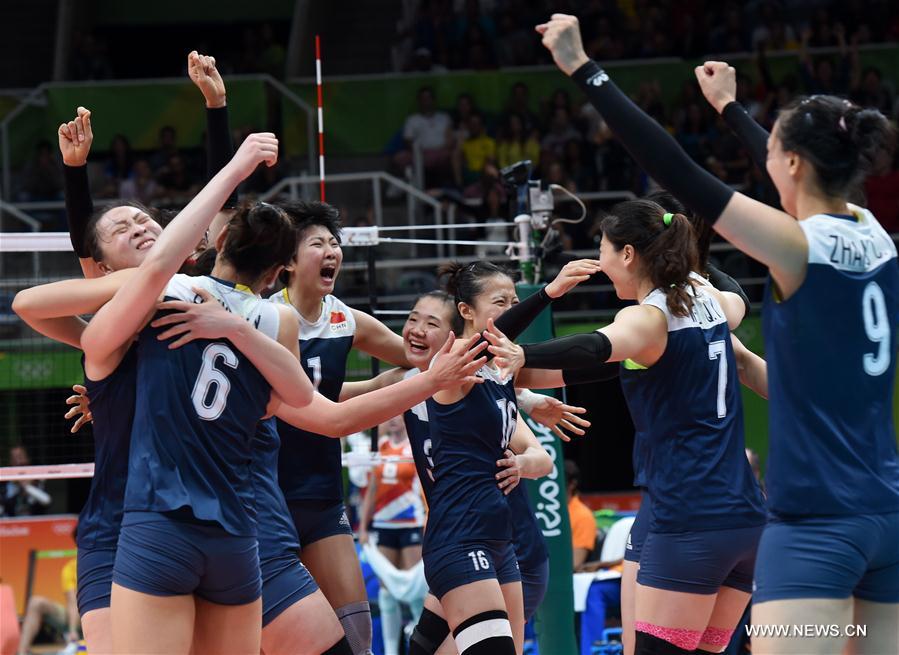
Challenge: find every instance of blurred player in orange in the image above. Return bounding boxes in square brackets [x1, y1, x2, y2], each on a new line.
[358, 416, 426, 655]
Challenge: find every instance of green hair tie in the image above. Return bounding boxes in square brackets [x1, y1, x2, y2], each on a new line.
[662, 212, 674, 227]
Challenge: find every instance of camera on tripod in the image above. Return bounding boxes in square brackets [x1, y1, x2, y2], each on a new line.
[500, 160, 554, 230]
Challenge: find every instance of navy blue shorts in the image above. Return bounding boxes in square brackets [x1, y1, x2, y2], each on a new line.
[521, 557, 550, 621]
[375, 527, 422, 550]
[423, 540, 521, 600]
[754, 512, 899, 603]
[287, 499, 353, 547]
[261, 552, 320, 627]
[624, 492, 651, 564]
[77, 547, 115, 615]
[113, 511, 261, 605]
[637, 524, 764, 594]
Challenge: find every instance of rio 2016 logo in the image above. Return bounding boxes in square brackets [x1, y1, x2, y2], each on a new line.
[524, 416, 564, 538]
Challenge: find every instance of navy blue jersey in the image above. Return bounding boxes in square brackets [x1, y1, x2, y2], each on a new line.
[271, 291, 356, 502]
[620, 284, 766, 533]
[763, 207, 899, 517]
[507, 484, 549, 569]
[253, 418, 301, 558]
[423, 365, 518, 550]
[77, 344, 137, 550]
[125, 275, 281, 537]
[402, 369, 436, 502]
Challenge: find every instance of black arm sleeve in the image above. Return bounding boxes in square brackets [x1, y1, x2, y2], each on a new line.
[721, 101, 770, 173]
[63, 164, 94, 258]
[562, 361, 619, 386]
[521, 331, 612, 370]
[477, 286, 553, 361]
[706, 263, 752, 316]
[206, 107, 238, 209]
[571, 60, 734, 224]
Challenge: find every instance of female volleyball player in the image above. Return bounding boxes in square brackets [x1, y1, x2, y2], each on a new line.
[79, 133, 318, 655]
[488, 199, 766, 655]
[538, 14, 898, 654]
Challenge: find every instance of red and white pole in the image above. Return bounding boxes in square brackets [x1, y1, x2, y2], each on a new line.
[315, 34, 325, 202]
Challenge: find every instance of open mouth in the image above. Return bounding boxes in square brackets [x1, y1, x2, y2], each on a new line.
[136, 238, 156, 250]
[407, 339, 428, 353]
[320, 266, 336, 283]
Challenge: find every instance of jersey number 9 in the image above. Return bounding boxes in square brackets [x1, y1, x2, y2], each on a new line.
[862, 282, 891, 377]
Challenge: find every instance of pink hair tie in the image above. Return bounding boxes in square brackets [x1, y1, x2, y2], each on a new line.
[838, 115, 848, 132]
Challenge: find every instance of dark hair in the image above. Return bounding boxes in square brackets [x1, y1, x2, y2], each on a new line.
[413, 289, 462, 334]
[220, 201, 296, 283]
[645, 190, 712, 274]
[277, 200, 341, 285]
[777, 95, 894, 198]
[83, 201, 163, 262]
[185, 246, 217, 276]
[600, 199, 698, 317]
[437, 261, 514, 317]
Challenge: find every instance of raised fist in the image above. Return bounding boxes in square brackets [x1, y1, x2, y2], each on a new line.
[188, 50, 226, 108]
[57, 106, 93, 167]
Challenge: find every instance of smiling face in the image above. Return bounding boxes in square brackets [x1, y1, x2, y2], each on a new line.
[92, 205, 163, 273]
[286, 224, 343, 298]
[459, 273, 518, 334]
[402, 295, 456, 371]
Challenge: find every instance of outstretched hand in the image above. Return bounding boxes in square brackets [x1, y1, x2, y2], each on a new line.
[526, 396, 590, 442]
[428, 332, 489, 388]
[535, 14, 590, 76]
[64, 384, 92, 433]
[151, 287, 241, 349]
[545, 258, 602, 299]
[483, 318, 525, 381]
[58, 106, 93, 167]
[229, 132, 279, 179]
[188, 50, 226, 108]
[694, 61, 737, 115]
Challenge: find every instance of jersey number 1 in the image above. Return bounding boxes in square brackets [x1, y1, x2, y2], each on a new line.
[191, 343, 239, 421]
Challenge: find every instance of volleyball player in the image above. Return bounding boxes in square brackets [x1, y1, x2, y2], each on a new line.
[538, 14, 898, 654]
[488, 199, 766, 655]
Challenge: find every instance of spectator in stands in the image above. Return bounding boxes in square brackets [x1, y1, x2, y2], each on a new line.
[566, 460, 596, 570]
[851, 66, 895, 117]
[99, 134, 134, 198]
[407, 47, 447, 73]
[496, 112, 540, 169]
[865, 147, 899, 234]
[118, 159, 159, 204]
[69, 32, 114, 80]
[16, 533, 79, 655]
[393, 87, 453, 187]
[495, 11, 536, 66]
[2, 446, 51, 517]
[155, 153, 199, 205]
[149, 125, 179, 172]
[460, 112, 496, 182]
[450, 93, 477, 184]
[798, 24, 852, 96]
[541, 107, 582, 160]
[505, 82, 541, 134]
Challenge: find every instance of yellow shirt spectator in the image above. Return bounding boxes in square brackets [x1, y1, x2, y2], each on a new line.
[497, 138, 540, 170]
[61, 558, 77, 593]
[462, 134, 496, 175]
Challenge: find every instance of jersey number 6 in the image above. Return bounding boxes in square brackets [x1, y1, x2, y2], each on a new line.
[191, 343, 239, 421]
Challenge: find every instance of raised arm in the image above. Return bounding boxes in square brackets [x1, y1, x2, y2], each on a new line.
[188, 50, 238, 211]
[537, 15, 808, 295]
[58, 106, 101, 278]
[694, 62, 772, 180]
[80, 133, 279, 374]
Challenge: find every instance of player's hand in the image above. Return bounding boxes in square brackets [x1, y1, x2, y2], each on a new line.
[358, 527, 369, 545]
[188, 50, 226, 108]
[151, 287, 242, 348]
[526, 396, 590, 442]
[535, 14, 590, 76]
[482, 319, 524, 381]
[544, 258, 602, 299]
[427, 332, 488, 388]
[58, 106, 93, 167]
[64, 384, 92, 433]
[228, 132, 279, 179]
[496, 449, 521, 495]
[694, 61, 737, 115]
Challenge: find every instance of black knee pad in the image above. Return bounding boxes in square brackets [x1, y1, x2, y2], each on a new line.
[634, 630, 694, 655]
[409, 607, 450, 655]
[452, 609, 515, 655]
[322, 636, 354, 655]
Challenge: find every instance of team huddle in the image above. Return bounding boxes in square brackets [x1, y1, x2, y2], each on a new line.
[12, 14, 899, 655]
